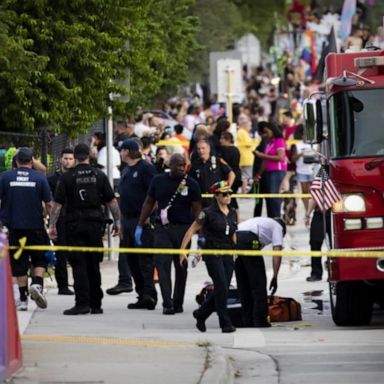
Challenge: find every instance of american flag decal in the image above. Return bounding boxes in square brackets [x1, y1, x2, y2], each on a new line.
[310, 166, 342, 212]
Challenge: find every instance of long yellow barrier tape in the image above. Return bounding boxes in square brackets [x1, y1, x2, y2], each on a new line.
[202, 193, 311, 199]
[6, 244, 384, 258]
[157, 139, 300, 147]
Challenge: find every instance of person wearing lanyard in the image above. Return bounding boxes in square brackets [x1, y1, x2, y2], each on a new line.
[180, 181, 237, 333]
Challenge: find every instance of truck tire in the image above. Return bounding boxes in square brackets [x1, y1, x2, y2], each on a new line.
[330, 281, 373, 326]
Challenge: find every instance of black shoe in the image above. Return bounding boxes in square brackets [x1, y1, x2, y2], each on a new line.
[90, 308, 103, 314]
[222, 325, 236, 333]
[63, 306, 90, 315]
[143, 296, 156, 310]
[106, 284, 133, 295]
[306, 275, 322, 282]
[174, 306, 183, 314]
[163, 307, 175, 315]
[193, 310, 206, 332]
[127, 300, 147, 309]
[58, 287, 74, 295]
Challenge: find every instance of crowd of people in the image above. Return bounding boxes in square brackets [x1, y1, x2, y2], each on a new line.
[0, 84, 328, 333]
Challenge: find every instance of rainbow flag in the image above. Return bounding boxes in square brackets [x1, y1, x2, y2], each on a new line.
[300, 30, 317, 77]
[340, 0, 356, 41]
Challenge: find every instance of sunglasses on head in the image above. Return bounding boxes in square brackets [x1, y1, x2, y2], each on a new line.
[215, 191, 232, 197]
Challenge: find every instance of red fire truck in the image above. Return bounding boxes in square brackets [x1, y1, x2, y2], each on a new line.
[303, 49, 384, 326]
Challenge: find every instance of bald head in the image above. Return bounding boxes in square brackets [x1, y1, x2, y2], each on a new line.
[169, 153, 186, 178]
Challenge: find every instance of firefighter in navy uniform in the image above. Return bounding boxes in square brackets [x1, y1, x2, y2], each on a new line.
[0, 147, 52, 311]
[189, 140, 235, 207]
[49, 144, 121, 315]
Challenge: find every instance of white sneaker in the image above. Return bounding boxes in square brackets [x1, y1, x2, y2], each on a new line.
[30, 284, 47, 309]
[16, 299, 28, 311]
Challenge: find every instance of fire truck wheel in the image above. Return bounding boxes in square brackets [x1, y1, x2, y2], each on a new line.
[330, 281, 373, 326]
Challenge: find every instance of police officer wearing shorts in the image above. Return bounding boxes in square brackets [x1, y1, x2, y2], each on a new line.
[49, 144, 121, 315]
[235, 217, 285, 327]
[0, 147, 52, 311]
[136, 154, 201, 315]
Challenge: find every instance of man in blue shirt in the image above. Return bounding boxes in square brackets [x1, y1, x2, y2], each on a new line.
[0, 147, 52, 311]
[136, 154, 202, 314]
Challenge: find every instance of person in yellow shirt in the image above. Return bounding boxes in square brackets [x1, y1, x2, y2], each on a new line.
[236, 114, 256, 193]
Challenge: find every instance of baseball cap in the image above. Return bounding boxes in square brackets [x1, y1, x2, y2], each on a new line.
[119, 139, 140, 151]
[209, 180, 232, 194]
[73, 143, 90, 159]
[16, 147, 33, 163]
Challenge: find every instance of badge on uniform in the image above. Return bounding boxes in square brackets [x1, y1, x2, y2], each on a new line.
[198, 211, 206, 221]
[181, 186, 188, 196]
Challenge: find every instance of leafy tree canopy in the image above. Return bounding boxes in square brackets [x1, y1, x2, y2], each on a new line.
[0, 0, 198, 136]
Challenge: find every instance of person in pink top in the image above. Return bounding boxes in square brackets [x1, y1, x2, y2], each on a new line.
[253, 122, 287, 217]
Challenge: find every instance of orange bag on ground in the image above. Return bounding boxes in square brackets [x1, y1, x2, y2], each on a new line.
[268, 296, 302, 322]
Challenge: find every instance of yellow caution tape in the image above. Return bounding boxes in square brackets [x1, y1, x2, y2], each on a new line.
[13, 236, 27, 260]
[157, 139, 300, 147]
[6, 244, 384, 258]
[202, 193, 311, 199]
[21, 334, 193, 347]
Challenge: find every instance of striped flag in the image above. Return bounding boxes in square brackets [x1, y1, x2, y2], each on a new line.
[340, 0, 356, 41]
[310, 166, 342, 212]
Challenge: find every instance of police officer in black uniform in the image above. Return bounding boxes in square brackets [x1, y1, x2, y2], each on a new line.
[47, 148, 75, 295]
[49, 144, 121, 315]
[180, 181, 237, 333]
[305, 198, 332, 281]
[136, 154, 202, 315]
[189, 140, 235, 207]
[110, 139, 158, 310]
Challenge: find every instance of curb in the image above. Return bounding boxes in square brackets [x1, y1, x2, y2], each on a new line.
[200, 346, 234, 384]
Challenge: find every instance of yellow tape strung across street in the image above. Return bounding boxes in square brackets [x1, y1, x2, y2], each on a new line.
[157, 139, 300, 147]
[7, 244, 384, 258]
[202, 193, 311, 199]
[21, 334, 193, 348]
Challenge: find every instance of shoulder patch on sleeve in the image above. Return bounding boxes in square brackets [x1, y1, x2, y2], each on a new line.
[198, 211, 206, 220]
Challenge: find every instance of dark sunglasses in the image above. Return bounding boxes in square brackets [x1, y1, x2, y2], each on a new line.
[215, 192, 232, 197]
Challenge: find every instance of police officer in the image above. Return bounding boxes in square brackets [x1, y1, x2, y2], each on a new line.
[235, 217, 285, 327]
[180, 181, 237, 333]
[136, 154, 201, 315]
[0, 147, 52, 311]
[47, 148, 75, 295]
[49, 144, 121, 315]
[108, 139, 157, 309]
[305, 198, 331, 282]
[189, 140, 235, 207]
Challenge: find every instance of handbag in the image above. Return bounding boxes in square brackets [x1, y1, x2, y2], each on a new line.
[268, 296, 302, 322]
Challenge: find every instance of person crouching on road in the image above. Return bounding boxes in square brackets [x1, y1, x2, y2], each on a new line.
[49, 144, 121, 315]
[235, 217, 285, 327]
[180, 181, 237, 333]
